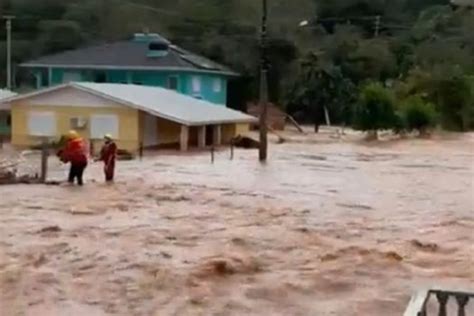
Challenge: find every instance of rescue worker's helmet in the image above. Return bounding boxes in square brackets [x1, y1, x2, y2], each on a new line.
[67, 130, 79, 140]
[104, 134, 113, 141]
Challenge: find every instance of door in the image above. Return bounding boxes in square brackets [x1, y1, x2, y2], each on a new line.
[143, 113, 158, 147]
[205, 125, 213, 146]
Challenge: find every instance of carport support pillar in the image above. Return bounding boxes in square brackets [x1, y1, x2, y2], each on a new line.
[198, 126, 206, 148]
[213, 125, 222, 146]
[180, 125, 189, 151]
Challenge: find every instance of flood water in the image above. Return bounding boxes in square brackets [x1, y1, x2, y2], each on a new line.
[1, 131, 473, 315]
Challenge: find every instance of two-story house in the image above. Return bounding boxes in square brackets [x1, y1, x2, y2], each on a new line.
[20, 33, 238, 106]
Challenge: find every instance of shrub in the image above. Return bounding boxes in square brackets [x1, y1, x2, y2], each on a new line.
[436, 75, 472, 131]
[402, 68, 473, 131]
[353, 82, 397, 138]
[400, 96, 437, 134]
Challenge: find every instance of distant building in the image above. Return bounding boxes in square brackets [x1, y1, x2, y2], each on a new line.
[20, 33, 238, 106]
[0, 89, 17, 136]
[5, 83, 255, 152]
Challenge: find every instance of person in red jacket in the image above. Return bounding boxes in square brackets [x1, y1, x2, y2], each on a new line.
[98, 134, 117, 182]
[59, 130, 88, 186]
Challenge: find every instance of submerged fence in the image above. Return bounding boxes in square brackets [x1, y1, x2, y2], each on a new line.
[404, 288, 473, 316]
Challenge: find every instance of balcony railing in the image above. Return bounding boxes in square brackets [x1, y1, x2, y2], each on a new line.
[404, 288, 474, 316]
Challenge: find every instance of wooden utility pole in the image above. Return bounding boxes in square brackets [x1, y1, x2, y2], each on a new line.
[374, 15, 381, 37]
[259, 0, 269, 162]
[40, 139, 49, 183]
[3, 15, 15, 90]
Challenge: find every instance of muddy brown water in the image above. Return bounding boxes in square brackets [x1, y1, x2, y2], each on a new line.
[0, 132, 473, 315]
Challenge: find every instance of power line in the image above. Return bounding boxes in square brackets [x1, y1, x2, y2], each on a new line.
[113, 0, 257, 26]
[114, 0, 182, 17]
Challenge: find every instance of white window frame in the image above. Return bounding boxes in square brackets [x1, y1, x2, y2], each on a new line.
[27, 111, 56, 137]
[213, 78, 222, 92]
[90, 114, 119, 139]
[192, 76, 201, 93]
[62, 71, 81, 83]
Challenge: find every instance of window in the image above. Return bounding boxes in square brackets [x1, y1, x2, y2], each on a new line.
[63, 71, 81, 83]
[192, 76, 201, 93]
[28, 112, 56, 136]
[167, 76, 178, 90]
[90, 114, 119, 139]
[94, 72, 107, 83]
[213, 78, 222, 92]
[39, 69, 49, 87]
[70, 117, 87, 130]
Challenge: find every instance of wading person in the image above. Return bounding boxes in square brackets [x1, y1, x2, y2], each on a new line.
[97, 134, 117, 182]
[58, 130, 88, 186]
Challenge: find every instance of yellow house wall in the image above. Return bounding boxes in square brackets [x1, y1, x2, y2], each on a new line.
[221, 124, 235, 144]
[235, 123, 250, 135]
[156, 116, 181, 146]
[11, 102, 140, 152]
[221, 122, 250, 144]
[138, 112, 182, 148]
[138, 111, 145, 145]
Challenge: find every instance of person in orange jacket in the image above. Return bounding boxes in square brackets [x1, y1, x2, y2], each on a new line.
[58, 130, 88, 186]
[97, 134, 117, 182]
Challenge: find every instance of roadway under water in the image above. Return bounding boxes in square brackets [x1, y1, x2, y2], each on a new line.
[0, 131, 473, 315]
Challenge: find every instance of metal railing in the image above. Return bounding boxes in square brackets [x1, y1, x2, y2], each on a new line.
[404, 288, 473, 316]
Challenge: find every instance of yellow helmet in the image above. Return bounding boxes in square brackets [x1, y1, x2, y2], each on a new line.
[67, 130, 79, 140]
[104, 134, 113, 140]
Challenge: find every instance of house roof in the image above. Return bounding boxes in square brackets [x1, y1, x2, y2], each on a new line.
[0, 89, 16, 100]
[0, 89, 17, 110]
[20, 35, 238, 76]
[5, 82, 257, 126]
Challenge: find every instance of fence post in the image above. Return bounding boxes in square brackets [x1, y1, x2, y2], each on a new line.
[456, 295, 469, 316]
[40, 138, 49, 183]
[211, 146, 215, 163]
[230, 140, 234, 160]
[0, 135, 3, 149]
[89, 139, 94, 159]
[436, 292, 449, 316]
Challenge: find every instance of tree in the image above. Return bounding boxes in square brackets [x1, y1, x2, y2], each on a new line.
[2, 0, 473, 133]
[436, 74, 473, 131]
[37, 20, 84, 55]
[287, 51, 356, 132]
[349, 38, 397, 82]
[400, 65, 473, 131]
[353, 82, 397, 139]
[400, 95, 438, 134]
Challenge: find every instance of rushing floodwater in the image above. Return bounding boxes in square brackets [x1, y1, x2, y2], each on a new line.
[0, 132, 473, 315]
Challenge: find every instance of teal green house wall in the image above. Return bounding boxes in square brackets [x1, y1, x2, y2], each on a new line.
[35, 68, 228, 106]
[0, 112, 10, 135]
[22, 33, 235, 106]
[0, 90, 16, 136]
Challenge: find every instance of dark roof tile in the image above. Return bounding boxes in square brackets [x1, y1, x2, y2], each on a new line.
[21, 40, 237, 76]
